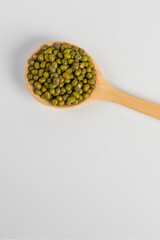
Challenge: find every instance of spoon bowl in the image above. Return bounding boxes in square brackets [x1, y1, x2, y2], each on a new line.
[25, 41, 160, 119]
[25, 41, 101, 109]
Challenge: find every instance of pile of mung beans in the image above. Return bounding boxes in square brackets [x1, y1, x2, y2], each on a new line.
[27, 43, 96, 106]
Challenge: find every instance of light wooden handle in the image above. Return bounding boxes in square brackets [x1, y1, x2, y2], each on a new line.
[107, 88, 160, 120]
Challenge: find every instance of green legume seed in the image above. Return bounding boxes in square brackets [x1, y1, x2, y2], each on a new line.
[59, 83, 64, 88]
[79, 89, 83, 94]
[81, 68, 86, 75]
[62, 59, 68, 65]
[64, 53, 71, 59]
[58, 100, 65, 106]
[63, 94, 69, 101]
[44, 82, 49, 88]
[28, 74, 33, 80]
[34, 62, 40, 69]
[44, 54, 49, 62]
[83, 79, 87, 84]
[86, 67, 92, 72]
[60, 65, 68, 71]
[32, 69, 38, 75]
[44, 72, 49, 79]
[84, 62, 88, 67]
[49, 89, 55, 94]
[49, 66, 56, 73]
[68, 59, 74, 65]
[34, 75, 39, 81]
[66, 68, 72, 74]
[60, 87, 66, 95]
[72, 92, 79, 99]
[75, 69, 81, 76]
[41, 86, 47, 93]
[51, 99, 58, 105]
[78, 82, 83, 87]
[53, 78, 60, 86]
[58, 52, 63, 58]
[74, 84, 81, 92]
[59, 76, 64, 83]
[71, 79, 78, 86]
[73, 62, 79, 69]
[44, 48, 52, 54]
[54, 50, 59, 55]
[44, 91, 51, 100]
[88, 62, 93, 68]
[28, 59, 34, 65]
[39, 69, 44, 77]
[79, 48, 85, 54]
[63, 49, 71, 54]
[29, 80, 34, 84]
[41, 45, 48, 50]
[57, 68, 61, 75]
[92, 69, 96, 75]
[67, 96, 75, 103]
[87, 89, 92, 94]
[73, 99, 79, 105]
[77, 75, 83, 81]
[40, 62, 46, 68]
[51, 73, 58, 78]
[38, 54, 44, 62]
[86, 73, 92, 79]
[67, 89, 72, 94]
[53, 43, 61, 50]
[49, 83, 56, 89]
[82, 56, 88, 61]
[64, 79, 71, 84]
[52, 62, 58, 69]
[35, 89, 42, 95]
[29, 66, 34, 71]
[39, 77, 46, 83]
[79, 95, 83, 101]
[56, 96, 63, 101]
[32, 54, 38, 60]
[62, 72, 71, 79]
[88, 79, 95, 85]
[47, 78, 52, 83]
[46, 63, 51, 70]
[34, 81, 42, 89]
[65, 84, 72, 91]
[55, 87, 60, 95]
[91, 84, 96, 90]
[75, 54, 82, 60]
[71, 51, 76, 58]
[83, 93, 89, 99]
[56, 59, 61, 65]
[80, 63, 85, 68]
[49, 54, 55, 62]
[66, 101, 71, 106]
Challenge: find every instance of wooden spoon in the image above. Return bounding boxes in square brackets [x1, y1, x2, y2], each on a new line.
[25, 41, 160, 119]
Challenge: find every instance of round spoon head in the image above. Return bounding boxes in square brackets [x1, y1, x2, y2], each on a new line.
[25, 41, 108, 108]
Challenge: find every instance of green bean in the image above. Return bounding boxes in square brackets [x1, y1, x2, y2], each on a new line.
[44, 91, 51, 100]
[34, 81, 42, 89]
[51, 99, 58, 105]
[35, 89, 42, 95]
[43, 72, 49, 79]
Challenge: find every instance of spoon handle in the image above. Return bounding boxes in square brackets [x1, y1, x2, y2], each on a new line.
[107, 87, 160, 120]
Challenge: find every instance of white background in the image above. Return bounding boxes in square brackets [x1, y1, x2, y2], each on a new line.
[0, 0, 160, 239]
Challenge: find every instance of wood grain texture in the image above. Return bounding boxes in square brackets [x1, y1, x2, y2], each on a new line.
[25, 41, 160, 119]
